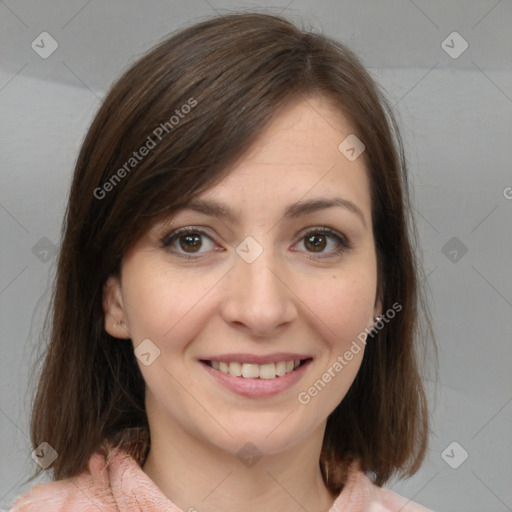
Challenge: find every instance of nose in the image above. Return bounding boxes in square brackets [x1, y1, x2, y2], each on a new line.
[220, 245, 297, 337]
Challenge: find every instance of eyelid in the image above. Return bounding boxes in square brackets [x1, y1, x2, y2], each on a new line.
[292, 226, 352, 256]
[160, 226, 213, 247]
[160, 225, 351, 258]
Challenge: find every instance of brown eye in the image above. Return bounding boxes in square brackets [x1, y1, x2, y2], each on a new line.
[179, 233, 202, 252]
[295, 227, 351, 258]
[304, 234, 327, 252]
[161, 227, 216, 258]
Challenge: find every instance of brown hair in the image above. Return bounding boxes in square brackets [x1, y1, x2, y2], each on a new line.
[27, 11, 436, 494]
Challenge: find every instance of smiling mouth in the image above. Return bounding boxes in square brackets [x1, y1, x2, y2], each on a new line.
[201, 358, 312, 380]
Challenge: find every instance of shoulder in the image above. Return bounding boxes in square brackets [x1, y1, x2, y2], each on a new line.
[365, 486, 435, 512]
[8, 451, 117, 512]
[330, 460, 435, 512]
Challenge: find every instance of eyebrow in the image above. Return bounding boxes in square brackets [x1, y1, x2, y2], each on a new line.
[176, 197, 367, 229]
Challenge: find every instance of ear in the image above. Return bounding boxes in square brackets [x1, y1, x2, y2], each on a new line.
[368, 293, 383, 329]
[103, 275, 130, 339]
[373, 278, 383, 319]
[373, 296, 383, 319]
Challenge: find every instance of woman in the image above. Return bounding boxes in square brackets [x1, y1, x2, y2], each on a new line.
[10, 12, 436, 512]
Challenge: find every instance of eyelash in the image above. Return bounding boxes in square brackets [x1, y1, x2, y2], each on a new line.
[160, 226, 352, 260]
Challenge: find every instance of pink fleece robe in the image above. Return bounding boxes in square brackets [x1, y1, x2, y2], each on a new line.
[8, 444, 434, 511]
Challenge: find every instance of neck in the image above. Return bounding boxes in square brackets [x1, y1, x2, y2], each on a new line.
[142, 421, 338, 512]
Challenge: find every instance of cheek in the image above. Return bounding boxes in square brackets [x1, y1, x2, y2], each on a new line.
[296, 262, 377, 350]
[293, 268, 376, 415]
[120, 260, 219, 344]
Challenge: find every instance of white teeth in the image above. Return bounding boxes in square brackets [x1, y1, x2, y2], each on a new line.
[241, 363, 260, 378]
[228, 361, 242, 377]
[259, 363, 276, 380]
[275, 361, 286, 377]
[209, 359, 304, 379]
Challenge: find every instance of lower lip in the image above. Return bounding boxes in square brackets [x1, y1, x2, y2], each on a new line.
[200, 360, 311, 398]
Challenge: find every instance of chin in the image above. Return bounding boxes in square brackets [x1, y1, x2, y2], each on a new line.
[196, 409, 321, 458]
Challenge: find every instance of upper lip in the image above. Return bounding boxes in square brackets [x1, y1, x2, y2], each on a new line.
[200, 353, 313, 364]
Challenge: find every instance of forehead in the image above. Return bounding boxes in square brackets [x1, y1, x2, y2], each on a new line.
[194, 94, 372, 220]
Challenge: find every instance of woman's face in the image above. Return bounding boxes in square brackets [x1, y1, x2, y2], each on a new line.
[104, 94, 381, 456]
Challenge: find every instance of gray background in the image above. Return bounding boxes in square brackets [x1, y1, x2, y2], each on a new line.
[1, 1, 511, 511]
